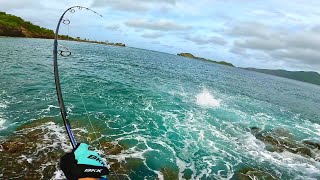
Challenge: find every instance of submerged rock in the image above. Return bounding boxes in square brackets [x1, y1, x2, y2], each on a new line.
[0, 117, 179, 179]
[101, 141, 125, 155]
[0, 118, 66, 179]
[232, 167, 278, 180]
[160, 167, 179, 179]
[2, 140, 27, 153]
[250, 127, 319, 160]
[303, 140, 320, 150]
[249, 127, 261, 136]
[294, 147, 312, 157]
[0, 117, 120, 179]
[182, 168, 193, 180]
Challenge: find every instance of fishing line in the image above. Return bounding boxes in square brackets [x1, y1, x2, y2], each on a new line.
[76, 83, 103, 148]
[53, 6, 122, 180]
[76, 83, 122, 180]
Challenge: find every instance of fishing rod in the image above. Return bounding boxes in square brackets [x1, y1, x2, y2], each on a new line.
[53, 6, 102, 148]
[53, 7, 122, 180]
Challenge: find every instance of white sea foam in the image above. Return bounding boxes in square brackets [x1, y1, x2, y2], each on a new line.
[0, 102, 7, 130]
[0, 109, 6, 131]
[0, 117, 5, 130]
[196, 89, 221, 108]
[52, 170, 66, 180]
[242, 133, 320, 178]
[198, 130, 204, 142]
[0, 102, 7, 108]
[41, 105, 60, 113]
[143, 99, 154, 111]
[19, 155, 33, 164]
[312, 124, 320, 138]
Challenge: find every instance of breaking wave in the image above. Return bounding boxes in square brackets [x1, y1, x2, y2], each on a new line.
[0, 102, 7, 131]
[196, 88, 221, 108]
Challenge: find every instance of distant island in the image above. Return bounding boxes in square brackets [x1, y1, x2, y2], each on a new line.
[177, 53, 234, 67]
[177, 52, 320, 86]
[245, 68, 320, 86]
[0, 12, 125, 47]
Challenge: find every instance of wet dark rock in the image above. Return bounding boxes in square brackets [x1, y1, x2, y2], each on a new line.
[25, 129, 43, 139]
[232, 167, 278, 180]
[303, 140, 320, 150]
[121, 158, 146, 176]
[118, 139, 139, 149]
[250, 127, 261, 135]
[272, 128, 293, 139]
[1, 140, 26, 153]
[0, 118, 114, 179]
[0, 120, 65, 179]
[294, 147, 312, 157]
[250, 127, 317, 159]
[160, 167, 179, 179]
[182, 168, 193, 180]
[101, 141, 125, 155]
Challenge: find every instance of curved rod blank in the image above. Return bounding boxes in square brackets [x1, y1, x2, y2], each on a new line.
[53, 6, 102, 149]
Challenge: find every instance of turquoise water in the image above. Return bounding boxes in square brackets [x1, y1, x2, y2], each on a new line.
[0, 37, 320, 179]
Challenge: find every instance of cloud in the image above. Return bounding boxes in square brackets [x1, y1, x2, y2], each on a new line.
[312, 25, 320, 33]
[185, 35, 227, 46]
[229, 22, 320, 70]
[141, 32, 163, 38]
[106, 24, 121, 31]
[91, 0, 176, 12]
[125, 19, 189, 31]
[271, 48, 320, 65]
[92, 0, 147, 12]
[249, 9, 301, 22]
[234, 38, 286, 51]
[0, 0, 42, 11]
[284, 31, 320, 51]
[229, 47, 247, 56]
[228, 22, 272, 38]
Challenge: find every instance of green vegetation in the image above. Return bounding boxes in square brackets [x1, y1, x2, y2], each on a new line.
[246, 68, 320, 86]
[177, 52, 195, 58]
[177, 52, 234, 67]
[0, 12, 125, 46]
[0, 11, 54, 38]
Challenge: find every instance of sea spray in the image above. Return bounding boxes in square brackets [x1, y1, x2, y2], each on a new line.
[0, 117, 5, 131]
[0, 102, 7, 131]
[196, 89, 221, 108]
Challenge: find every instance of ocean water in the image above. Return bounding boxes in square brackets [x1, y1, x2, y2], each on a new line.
[0, 37, 320, 179]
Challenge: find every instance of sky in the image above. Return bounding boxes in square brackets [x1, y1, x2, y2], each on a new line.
[1, 0, 320, 72]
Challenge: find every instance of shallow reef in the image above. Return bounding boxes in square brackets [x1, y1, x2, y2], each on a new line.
[228, 126, 320, 180]
[249, 127, 320, 160]
[0, 117, 179, 179]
